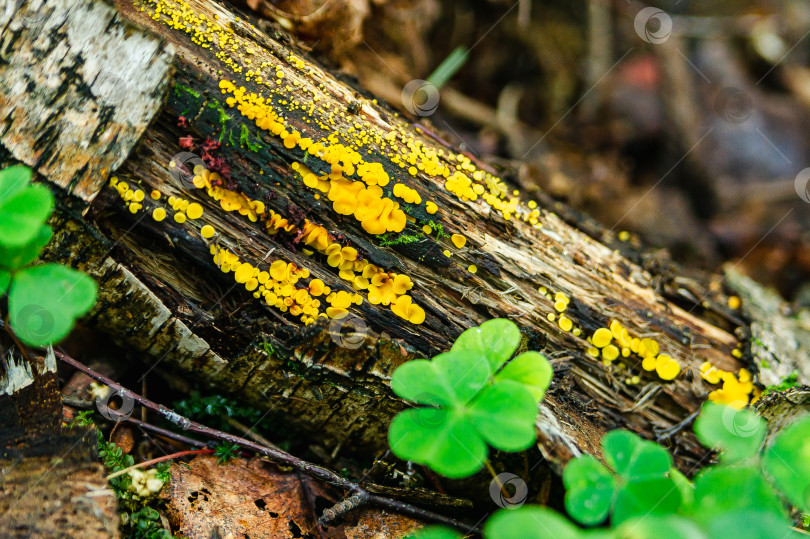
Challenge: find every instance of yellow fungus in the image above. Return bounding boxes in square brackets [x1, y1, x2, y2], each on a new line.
[187, 202, 204, 219]
[468, 265, 477, 274]
[547, 313, 556, 322]
[559, 316, 573, 332]
[592, 328, 612, 348]
[554, 300, 567, 312]
[174, 212, 187, 224]
[443, 249, 451, 257]
[422, 225, 433, 234]
[201, 224, 215, 238]
[234, 263, 253, 284]
[152, 208, 167, 222]
[618, 231, 630, 242]
[602, 345, 619, 361]
[425, 201, 438, 214]
[641, 356, 656, 371]
[728, 296, 741, 310]
[655, 355, 681, 380]
[586, 347, 599, 358]
[150, 190, 161, 200]
[451, 234, 467, 249]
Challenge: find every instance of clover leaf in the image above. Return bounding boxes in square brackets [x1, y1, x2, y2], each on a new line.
[0, 225, 53, 270]
[615, 515, 707, 539]
[389, 349, 538, 478]
[484, 506, 589, 539]
[692, 466, 785, 523]
[0, 165, 54, 248]
[762, 416, 810, 512]
[9, 264, 97, 346]
[451, 318, 521, 372]
[563, 455, 615, 525]
[693, 402, 766, 463]
[563, 430, 681, 527]
[494, 351, 552, 402]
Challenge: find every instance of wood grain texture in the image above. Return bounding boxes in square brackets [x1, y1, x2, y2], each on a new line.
[2, 0, 763, 484]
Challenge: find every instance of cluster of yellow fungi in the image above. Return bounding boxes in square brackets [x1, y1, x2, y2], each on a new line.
[541, 289, 582, 336]
[586, 320, 681, 382]
[109, 176, 206, 226]
[699, 362, 760, 409]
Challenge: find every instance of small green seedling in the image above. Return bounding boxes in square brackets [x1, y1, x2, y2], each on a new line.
[214, 441, 240, 464]
[0, 165, 97, 346]
[388, 318, 552, 478]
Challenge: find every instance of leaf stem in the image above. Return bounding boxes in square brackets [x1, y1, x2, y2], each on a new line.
[106, 448, 214, 480]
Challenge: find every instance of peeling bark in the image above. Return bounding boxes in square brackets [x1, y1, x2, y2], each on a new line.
[1, 0, 790, 488]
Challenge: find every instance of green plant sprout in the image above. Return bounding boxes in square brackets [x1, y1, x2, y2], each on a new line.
[388, 318, 552, 478]
[409, 402, 810, 538]
[0, 165, 97, 346]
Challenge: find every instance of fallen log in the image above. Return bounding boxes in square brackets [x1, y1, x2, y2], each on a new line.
[0, 0, 784, 499]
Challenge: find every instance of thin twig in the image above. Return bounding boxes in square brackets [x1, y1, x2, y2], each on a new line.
[55, 351, 477, 533]
[106, 449, 214, 480]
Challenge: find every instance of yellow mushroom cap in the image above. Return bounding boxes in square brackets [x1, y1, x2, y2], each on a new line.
[269, 260, 289, 282]
[640, 338, 659, 358]
[656, 355, 681, 380]
[451, 234, 467, 249]
[200, 224, 215, 238]
[592, 328, 612, 348]
[186, 202, 204, 219]
[234, 263, 254, 284]
[641, 356, 656, 371]
[174, 212, 187, 224]
[602, 345, 619, 361]
[558, 316, 573, 332]
[152, 208, 167, 222]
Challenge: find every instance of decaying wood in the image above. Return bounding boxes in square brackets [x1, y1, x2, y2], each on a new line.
[1, 0, 799, 500]
[0, 349, 118, 537]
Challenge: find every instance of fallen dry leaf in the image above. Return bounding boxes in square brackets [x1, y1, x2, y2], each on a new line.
[343, 508, 423, 539]
[163, 455, 342, 538]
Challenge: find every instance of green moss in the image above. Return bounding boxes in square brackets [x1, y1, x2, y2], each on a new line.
[426, 220, 449, 239]
[240, 124, 262, 152]
[763, 372, 799, 395]
[379, 232, 420, 247]
[173, 84, 201, 99]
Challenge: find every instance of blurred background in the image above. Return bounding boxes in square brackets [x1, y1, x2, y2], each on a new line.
[244, 0, 810, 304]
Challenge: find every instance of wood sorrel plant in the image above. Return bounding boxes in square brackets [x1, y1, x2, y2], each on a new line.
[387, 318, 553, 478]
[0, 165, 96, 346]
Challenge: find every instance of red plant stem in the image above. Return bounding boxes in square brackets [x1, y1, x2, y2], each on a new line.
[106, 448, 214, 480]
[55, 350, 477, 533]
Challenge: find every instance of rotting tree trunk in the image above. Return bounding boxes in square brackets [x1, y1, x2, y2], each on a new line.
[0, 0, 795, 494]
